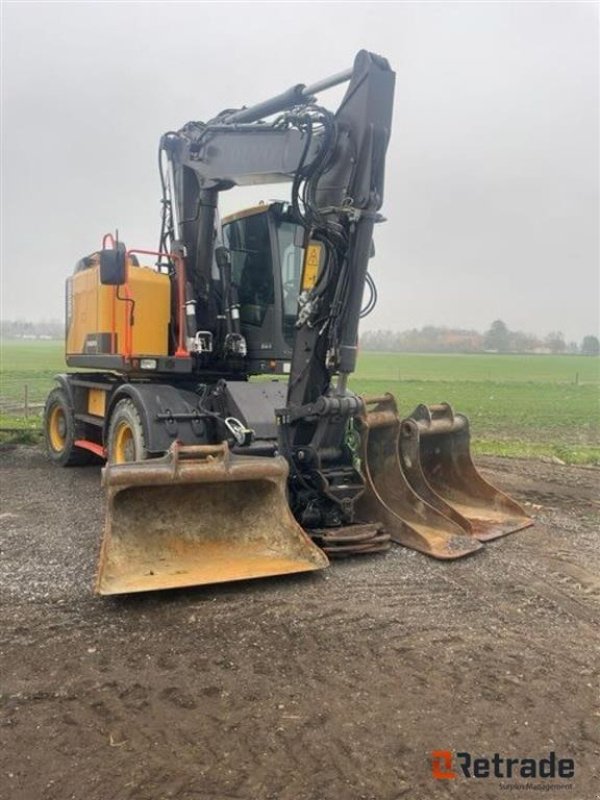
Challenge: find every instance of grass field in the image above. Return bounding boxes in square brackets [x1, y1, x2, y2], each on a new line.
[351, 352, 599, 464]
[1, 340, 599, 463]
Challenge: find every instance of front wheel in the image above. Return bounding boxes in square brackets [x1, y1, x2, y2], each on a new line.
[44, 387, 94, 466]
[107, 399, 148, 464]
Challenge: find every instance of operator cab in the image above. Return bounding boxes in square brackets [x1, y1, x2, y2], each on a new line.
[222, 202, 308, 375]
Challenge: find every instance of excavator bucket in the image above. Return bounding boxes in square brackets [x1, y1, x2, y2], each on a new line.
[96, 443, 328, 595]
[398, 403, 532, 542]
[356, 395, 482, 559]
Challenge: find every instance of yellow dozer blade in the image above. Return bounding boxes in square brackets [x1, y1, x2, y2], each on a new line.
[96, 443, 328, 595]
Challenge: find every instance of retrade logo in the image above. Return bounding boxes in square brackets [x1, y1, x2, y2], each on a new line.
[431, 750, 575, 782]
[431, 750, 456, 780]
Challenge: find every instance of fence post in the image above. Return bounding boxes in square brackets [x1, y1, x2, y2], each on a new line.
[24, 384, 29, 419]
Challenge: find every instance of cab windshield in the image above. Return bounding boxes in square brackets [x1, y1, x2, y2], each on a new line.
[222, 208, 304, 349]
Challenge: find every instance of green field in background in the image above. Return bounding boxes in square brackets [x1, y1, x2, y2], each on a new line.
[1, 340, 599, 463]
[350, 352, 599, 464]
[1, 340, 67, 407]
[354, 351, 599, 384]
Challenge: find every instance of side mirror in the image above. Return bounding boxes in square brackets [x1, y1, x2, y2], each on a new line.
[99, 244, 126, 285]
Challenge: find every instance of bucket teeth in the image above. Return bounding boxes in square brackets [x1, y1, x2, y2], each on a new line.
[96, 442, 328, 595]
[358, 395, 532, 559]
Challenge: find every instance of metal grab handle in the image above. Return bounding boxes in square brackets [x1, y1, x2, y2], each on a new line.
[361, 393, 396, 407]
[406, 414, 468, 437]
[411, 403, 456, 427]
[169, 441, 229, 464]
[428, 403, 453, 419]
[364, 409, 398, 430]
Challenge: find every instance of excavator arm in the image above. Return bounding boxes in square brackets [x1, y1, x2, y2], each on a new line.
[160, 50, 394, 394]
[157, 51, 396, 533]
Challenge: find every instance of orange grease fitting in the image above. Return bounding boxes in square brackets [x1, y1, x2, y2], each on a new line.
[96, 442, 328, 595]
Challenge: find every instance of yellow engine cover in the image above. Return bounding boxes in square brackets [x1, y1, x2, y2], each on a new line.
[66, 263, 171, 357]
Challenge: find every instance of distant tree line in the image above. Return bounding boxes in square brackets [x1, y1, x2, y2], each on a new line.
[361, 320, 600, 356]
[2, 319, 63, 340]
[2, 316, 599, 356]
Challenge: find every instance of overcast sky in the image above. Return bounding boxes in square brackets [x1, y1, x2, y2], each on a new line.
[2, 1, 598, 341]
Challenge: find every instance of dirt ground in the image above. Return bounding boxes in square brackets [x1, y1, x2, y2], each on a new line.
[0, 446, 598, 800]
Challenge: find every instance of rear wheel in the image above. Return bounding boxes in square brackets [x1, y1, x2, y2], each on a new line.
[107, 399, 148, 464]
[44, 387, 93, 466]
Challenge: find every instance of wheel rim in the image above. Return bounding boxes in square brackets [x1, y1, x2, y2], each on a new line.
[113, 421, 136, 463]
[48, 405, 67, 452]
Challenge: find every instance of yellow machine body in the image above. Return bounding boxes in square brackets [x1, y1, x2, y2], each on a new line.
[66, 261, 170, 358]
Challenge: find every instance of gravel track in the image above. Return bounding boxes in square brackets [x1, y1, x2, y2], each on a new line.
[1, 446, 598, 800]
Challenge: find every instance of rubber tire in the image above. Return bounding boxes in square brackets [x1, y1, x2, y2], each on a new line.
[107, 399, 148, 464]
[44, 387, 94, 466]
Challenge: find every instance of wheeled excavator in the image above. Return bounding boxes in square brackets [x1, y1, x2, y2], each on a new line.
[43, 51, 531, 595]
